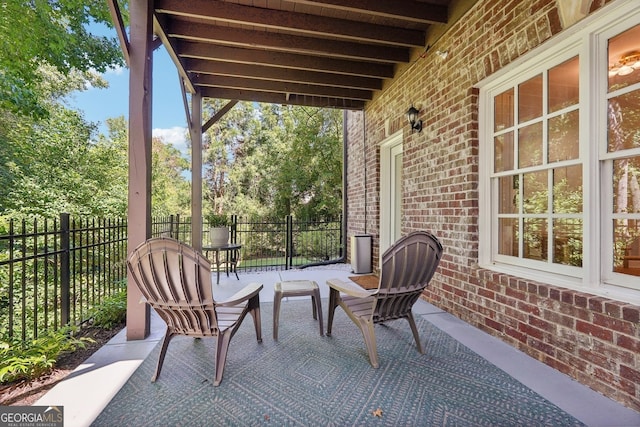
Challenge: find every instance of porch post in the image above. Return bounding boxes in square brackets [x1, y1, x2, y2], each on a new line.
[126, 0, 153, 340]
[191, 91, 203, 251]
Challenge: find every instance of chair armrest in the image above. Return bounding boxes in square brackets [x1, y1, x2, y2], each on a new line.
[327, 278, 377, 298]
[218, 282, 263, 307]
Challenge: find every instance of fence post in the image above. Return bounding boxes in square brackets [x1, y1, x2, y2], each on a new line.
[231, 215, 237, 244]
[285, 215, 293, 269]
[60, 213, 70, 326]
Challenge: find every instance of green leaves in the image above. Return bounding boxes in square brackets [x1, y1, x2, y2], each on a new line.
[0, 327, 91, 384]
[0, 0, 126, 117]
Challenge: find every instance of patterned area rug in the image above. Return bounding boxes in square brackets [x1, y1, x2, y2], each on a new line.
[93, 301, 583, 426]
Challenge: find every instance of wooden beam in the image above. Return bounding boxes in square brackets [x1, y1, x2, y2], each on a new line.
[155, 0, 425, 47]
[199, 87, 365, 110]
[190, 91, 203, 251]
[167, 19, 409, 63]
[193, 75, 373, 101]
[107, 0, 130, 66]
[179, 42, 394, 78]
[127, 0, 153, 341]
[285, 0, 448, 24]
[184, 59, 383, 91]
[202, 100, 238, 133]
[152, 15, 195, 93]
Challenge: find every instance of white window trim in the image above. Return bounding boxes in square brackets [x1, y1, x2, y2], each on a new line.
[477, 0, 640, 305]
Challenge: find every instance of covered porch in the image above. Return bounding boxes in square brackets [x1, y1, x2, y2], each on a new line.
[35, 266, 639, 426]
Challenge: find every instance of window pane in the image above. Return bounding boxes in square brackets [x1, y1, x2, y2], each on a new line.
[608, 90, 640, 152]
[524, 218, 547, 261]
[519, 122, 543, 168]
[613, 219, 640, 276]
[494, 89, 514, 131]
[518, 75, 542, 123]
[495, 132, 514, 172]
[523, 170, 548, 214]
[613, 156, 640, 214]
[554, 219, 583, 266]
[553, 165, 583, 213]
[549, 110, 579, 162]
[608, 24, 640, 92]
[498, 218, 518, 256]
[499, 176, 518, 214]
[548, 57, 579, 112]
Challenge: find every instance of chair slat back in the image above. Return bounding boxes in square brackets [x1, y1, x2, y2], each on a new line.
[127, 237, 220, 336]
[375, 231, 443, 321]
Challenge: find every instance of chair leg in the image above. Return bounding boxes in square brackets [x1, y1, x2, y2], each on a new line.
[406, 312, 424, 354]
[214, 329, 233, 386]
[326, 287, 339, 336]
[358, 319, 379, 368]
[273, 291, 282, 340]
[152, 327, 172, 382]
[251, 306, 263, 343]
[312, 289, 324, 336]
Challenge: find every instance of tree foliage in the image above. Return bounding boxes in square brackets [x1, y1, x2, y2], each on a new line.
[0, 0, 126, 117]
[203, 101, 343, 220]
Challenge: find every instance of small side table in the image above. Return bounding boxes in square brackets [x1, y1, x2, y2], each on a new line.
[273, 280, 323, 340]
[203, 243, 241, 285]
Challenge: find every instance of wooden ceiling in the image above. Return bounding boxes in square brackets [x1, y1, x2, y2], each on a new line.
[152, 0, 452, 109]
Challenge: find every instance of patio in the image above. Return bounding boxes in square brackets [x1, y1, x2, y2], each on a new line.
[35, 265, 639, 427]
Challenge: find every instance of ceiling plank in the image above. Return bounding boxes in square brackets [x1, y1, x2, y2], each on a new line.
[155, 0, 426, 47]
[168, 19, 410, 63]
[193, 74, 373, 101]
[179, 41, 395, 78]
[199, 87, 366, 109]
[285, 0, 448, 24]
[184, 59, 383, 91]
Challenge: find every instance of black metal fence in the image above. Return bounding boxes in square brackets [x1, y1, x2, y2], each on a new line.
[0, 214, 127, 343]
[1, 214, 343, 343]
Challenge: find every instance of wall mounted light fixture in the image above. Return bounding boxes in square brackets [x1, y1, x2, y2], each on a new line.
[406, 105, 422, 133]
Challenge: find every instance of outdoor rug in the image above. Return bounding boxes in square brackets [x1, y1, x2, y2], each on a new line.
[92, 300, 583, 426]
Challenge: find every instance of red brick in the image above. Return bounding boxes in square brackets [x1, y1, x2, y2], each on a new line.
[620, 365, 640, 384]
[588, 296, 606, 313]
[576, 320, 614, 342]
[593, 312, 634, 335]
[617, 334, 640, 353]
[622, 305, 640, 323]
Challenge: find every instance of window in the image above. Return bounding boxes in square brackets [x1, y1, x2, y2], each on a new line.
[606, 23, 640, 284]
[479, 1, 640, 301]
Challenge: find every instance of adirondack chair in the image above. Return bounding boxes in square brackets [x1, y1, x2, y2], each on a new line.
[126, 237, 263, 386]
[327, 231, 443, 368]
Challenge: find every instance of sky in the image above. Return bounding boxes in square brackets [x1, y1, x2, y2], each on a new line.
[66, 27, 190, 156]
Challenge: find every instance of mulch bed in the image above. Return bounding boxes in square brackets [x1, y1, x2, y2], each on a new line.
[0, 323, 124, 406]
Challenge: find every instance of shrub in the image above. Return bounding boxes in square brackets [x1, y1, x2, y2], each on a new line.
[0, 327, 91, 384]
[88, 289, 127, 329]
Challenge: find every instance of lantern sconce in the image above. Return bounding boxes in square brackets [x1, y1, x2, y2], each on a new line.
[406, 105, 422, 133]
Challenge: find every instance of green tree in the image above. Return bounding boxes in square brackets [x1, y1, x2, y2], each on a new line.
[151, 135, 191, 217]
[0, 0, 125, 117]
[202, 102, 343, 220]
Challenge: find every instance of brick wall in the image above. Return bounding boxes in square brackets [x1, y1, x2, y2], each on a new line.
[345, 0, 639, 411]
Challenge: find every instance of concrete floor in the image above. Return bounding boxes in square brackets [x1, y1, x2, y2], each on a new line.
[36, 264, 640, 427]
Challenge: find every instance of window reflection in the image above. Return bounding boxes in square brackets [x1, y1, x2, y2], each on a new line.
[524, 218, 547, 261]
[495, 132, 514, 172]
[518, 75, 542, 123]
[494, 89, 514, 131]
[549, 57, 579, 112]
[554, 219, 583, 266]
[518, 122, 543, 168]
[608, 24, 640, 92]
